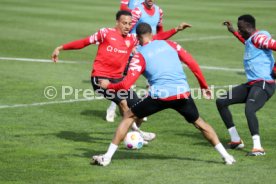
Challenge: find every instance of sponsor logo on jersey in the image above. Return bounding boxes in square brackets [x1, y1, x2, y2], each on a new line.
[106, 45, 128, 54]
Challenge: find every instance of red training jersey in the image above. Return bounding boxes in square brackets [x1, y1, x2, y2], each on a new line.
[62, 28, 177, 79]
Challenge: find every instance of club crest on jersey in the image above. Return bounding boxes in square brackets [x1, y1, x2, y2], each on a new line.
[125, 40, 130, 48]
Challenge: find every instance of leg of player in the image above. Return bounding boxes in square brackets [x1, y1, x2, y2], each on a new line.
[216, 84, 248, 149]
[193, 117, 236, 165]
[91, 110, 137, 166]
[106, 101, 117, 122]
[245, 83, 274, 156]
[119, 100, 156, 142]
[131, 118, 155, 143]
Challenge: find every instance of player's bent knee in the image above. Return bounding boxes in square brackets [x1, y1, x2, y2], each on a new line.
[184, 113, 199, 124]
[193, 117, 209, 129]
[123, 109, 136, 119]
[245, 106, 256, 117]
[119, 100, 129, 112]
[216, 98, 224, 108]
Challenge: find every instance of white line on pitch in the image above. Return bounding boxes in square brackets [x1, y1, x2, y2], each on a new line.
[0, 98, 99, 109]
[182, 64, 244, 72]
[0, 57, 85, 64]
[0, 84, 238, 109]
[175, 35, 233, 42]
[191, 84, 238, 90]
[199, 65, 244, 72]
[0, 56, 244, 72]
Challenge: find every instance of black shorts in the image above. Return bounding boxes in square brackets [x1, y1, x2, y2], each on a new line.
[91, 76, 140, 107]
[218, 80, 275, 103]
[131, 95, 199, 123]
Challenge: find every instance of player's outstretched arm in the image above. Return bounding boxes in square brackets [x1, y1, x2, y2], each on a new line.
[153, 22, 192, 40]
[175, 22, 192, 32]
[223, 21, 245, 43]
[223, 21, 235, 33]
[51, 36, 94, 62]
[202, 88, 212, 100]
[101, 54, 145, 91]
[51, 46, 63, 62]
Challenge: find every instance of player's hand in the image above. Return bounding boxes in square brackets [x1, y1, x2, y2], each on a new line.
[202, 88, 212, 100]
[223, 21, 235, 33]
[132, 46, 138, 55]
[51, 46, 63, 62]
[176, 22, 192, 32]
[98, 79, 110, 89]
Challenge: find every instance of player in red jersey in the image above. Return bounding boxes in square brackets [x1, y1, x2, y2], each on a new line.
[106, 0, 145, 123]
[52, 10, 189, 143]
[105, 0, 164, 122]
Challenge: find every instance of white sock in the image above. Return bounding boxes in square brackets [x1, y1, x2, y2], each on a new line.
[104, 143, 118, 159]
[252, 135, 262, 149]
[131, 122, 140, 131]
[107, 102, 117, 111]
[215, 143, 230, 158]
[228, 126, 241, 142]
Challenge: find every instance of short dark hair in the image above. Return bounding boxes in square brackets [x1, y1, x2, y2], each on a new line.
[116, 10, 132, 20]
[238, 14, 256, 28]
[136, 23, 152, 36]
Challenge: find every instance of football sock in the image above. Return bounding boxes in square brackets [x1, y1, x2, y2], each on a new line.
[228, 126, 241, 142]
[252, 135, 262, 150]
[215, 143, 231, 158]
[104, 143, 118, 159]
[131, 122, 140, 131]
[107, 102, 117, 111]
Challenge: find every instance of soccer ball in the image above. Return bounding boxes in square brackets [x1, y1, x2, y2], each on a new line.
[124, 131, 144, 149]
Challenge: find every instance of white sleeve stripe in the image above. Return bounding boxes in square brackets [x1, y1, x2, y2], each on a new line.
[121, 0, 129, 3]
[253, 34, 276, 49]
[94, 33, 98, 42]
[176, 44, 181, 51]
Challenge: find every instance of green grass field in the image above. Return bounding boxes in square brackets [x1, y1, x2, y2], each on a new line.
[1, 0, 276, 183]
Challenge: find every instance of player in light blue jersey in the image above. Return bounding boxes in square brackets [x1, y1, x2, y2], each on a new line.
[130, 0, 163, 34]
[217, 14, 276, 156]
[91, 23, 236, 166]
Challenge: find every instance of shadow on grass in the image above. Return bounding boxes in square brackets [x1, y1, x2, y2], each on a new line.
[174, 132, 249, 153]
[56, 131, 112, 143]
[236, 71, 245, 75]
[174, 132, 212, 146]
[80, 109, 105, 120]
[82, 80, 91, 83]
[78, 148, 221, 164]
